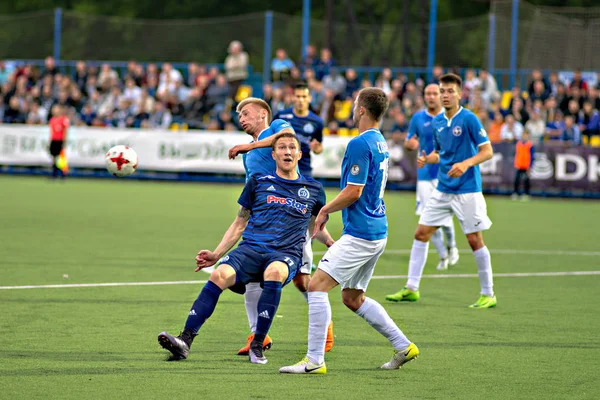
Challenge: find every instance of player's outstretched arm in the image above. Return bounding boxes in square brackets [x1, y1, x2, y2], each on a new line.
[195, 206, 250, 271]
[312, 184, 363, 238]
[228, 128, 295, 159]
[448, 143, 493, 178]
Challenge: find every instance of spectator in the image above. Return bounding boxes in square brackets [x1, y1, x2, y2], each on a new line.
[98, 63, 118, 87]
[463, 68, 480, 104]
[528, 80, 549, 105]
[344, 68, 360, 100]
[569, 69, 588, 93]
[26, 99, 47, 125]
[578, 101, 600, 140]
[548, 71, 560, 96]
[42, 56, 58, 77]
[545, 110, 564, 141]
[431, 65, 444, 83]
[510, 97, 529, 126]
[478, 69, 500, 107]
[588, 87, 600, 110]
[74, 61, 88, 91]
[527, 69, 550, 98]
[390, 112, 408, 139]
[561, 115, 581, 146]
[524, 109, 546, 144]
[271, 48, 295, 82]
[224, 40, 249, 99]
[300, 44, 319, 70]
[123, 78, 142, 103]
[375, 68, 393, 95]
[488, 111, 504, 144]
[204, 74, 231, 114]
[501, 114, 524, 142]
[315, 48, 334, 80]
[322, 67, 346, 98]
[147, 101, 172, 129]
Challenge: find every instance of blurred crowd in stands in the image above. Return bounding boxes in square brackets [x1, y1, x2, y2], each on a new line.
[1, 41, 599, 147]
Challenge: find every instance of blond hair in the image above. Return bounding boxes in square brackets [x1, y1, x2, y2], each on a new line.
[236, 97, 272, 123]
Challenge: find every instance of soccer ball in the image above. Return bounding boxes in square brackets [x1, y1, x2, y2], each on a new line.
[105, 145, 138, 177]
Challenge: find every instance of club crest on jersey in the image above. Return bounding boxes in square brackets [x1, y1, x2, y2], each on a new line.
[452, 126, 462, 137]
[303, 123, 315, 134]
[351, 164, 360, 175]
[267, 195, 308, 214]
[479, 128, 488, 137]
[298, 187, 310, 199]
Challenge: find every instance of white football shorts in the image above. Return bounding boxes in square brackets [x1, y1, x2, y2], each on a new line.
[418, 189, 492, 234]
[317, 234, 387, 291]
[415, 179, 438, 216]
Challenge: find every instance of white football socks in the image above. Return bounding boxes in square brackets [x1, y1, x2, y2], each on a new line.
[431, 229, 448, 259]
[473, 246, 494, 297]
[406, 239, 429, 291]
[442, 224, 457, 249]
[244, 282, 262, 333]
[355, 297, 411, 351]
[306, 291, 331, 365]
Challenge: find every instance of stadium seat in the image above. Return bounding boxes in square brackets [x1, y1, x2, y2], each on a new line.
[323, 127, 330, 136]
[235, 85, 253, 103]
[338, 128, 350, 136]
[334, 100, 353, 121]
[582, 135, 589, 145]
[590, 136, 600, 147]
[350, 128, 359, 136]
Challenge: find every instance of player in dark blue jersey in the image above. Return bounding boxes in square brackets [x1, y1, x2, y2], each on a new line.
[274, 83, 324, 176]
[231, 96, 335, 355]
[158, 133, 334, 364]
[280, 88, 418, 375]
[230, 83, 324, 177]
[389, 74, 497, 309]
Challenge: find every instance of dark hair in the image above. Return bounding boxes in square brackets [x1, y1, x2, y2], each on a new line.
[357, 87, 389, 121]
[272, 132, 301, 151]
[294, 82, 309, 91]
[439, 73, 462, 89]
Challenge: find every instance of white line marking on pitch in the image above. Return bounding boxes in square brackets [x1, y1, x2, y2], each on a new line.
[315, 249, 600, 256]
[1, 271, 599, 290]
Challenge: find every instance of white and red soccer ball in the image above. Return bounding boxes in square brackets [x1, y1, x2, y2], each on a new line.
[105, 145, 138, 177]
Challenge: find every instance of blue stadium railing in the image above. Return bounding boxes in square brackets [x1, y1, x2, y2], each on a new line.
[11, 59, 543, 95]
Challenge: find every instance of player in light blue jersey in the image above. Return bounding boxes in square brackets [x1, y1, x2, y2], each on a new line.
[389, 73, 497, 309]
[387, 85, 458, 307]
[157, 133, 334, 364]
[280, 88, 419, 375]
[232, 97, 335, 355]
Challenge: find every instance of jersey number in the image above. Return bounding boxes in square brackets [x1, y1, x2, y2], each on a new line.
[379, 158, 389, 199]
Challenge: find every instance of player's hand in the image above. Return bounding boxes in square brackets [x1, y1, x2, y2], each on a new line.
[417, 150, 428, 168]
[324, 238, 335, 248]
[448, 161, 469, 178]
[228, 144, 252, 159]
[406, 137, 419, 151]
[312, 211, 330, 239]
[194, 250, 219, 272]
[309, 139, 320, 152]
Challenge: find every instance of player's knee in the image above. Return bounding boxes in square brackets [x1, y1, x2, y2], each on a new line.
[466, 233, 484, 251]
[414, 226, 434, 242]
[342, 294, 364, 312]
[209, 268, 228, 286]
[264, 265, 286, 282]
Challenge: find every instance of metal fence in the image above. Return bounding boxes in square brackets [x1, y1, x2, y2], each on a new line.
[0, 1, 599, 90]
